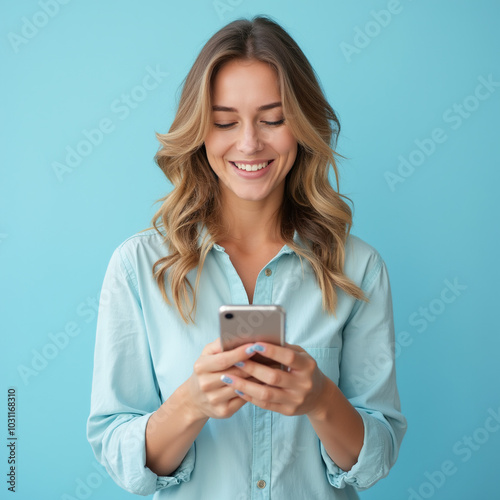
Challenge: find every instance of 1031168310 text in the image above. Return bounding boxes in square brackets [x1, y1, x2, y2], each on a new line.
[7, 388, 17, 493]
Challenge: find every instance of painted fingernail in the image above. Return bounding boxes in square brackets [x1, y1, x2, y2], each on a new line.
[235, 361, 245, 367]
[220, 375, 233, 384]
[253, 344, 265, 352]
[235, 390, 245, 396]
[245, 346, 255, 355]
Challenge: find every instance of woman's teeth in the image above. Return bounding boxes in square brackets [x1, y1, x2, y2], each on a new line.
[233, 161, 270, 172]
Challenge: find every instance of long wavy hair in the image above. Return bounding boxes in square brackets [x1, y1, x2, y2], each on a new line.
[150, 15, 366, 323]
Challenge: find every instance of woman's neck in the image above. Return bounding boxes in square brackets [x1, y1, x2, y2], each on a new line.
[218, 193, 284, 251]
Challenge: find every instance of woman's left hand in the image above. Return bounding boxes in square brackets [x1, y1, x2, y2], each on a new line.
[220, 342, 328, 417]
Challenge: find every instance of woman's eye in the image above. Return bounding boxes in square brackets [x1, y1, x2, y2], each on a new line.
[214, 119, 285, 129]
[263, 119, 285, 126]
[214, 123, 236, 129]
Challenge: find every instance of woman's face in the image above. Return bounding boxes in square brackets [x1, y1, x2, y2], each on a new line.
[204, 59, 298, 205]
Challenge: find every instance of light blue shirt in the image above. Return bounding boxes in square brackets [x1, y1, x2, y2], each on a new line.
[87, 228, 407, 499]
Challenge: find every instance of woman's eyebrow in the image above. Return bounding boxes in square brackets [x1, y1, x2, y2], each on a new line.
[212, 102, 282, 112]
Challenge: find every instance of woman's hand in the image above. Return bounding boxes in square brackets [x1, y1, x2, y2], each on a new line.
[184, 338, 259, 421]
[219, 342, 329, 417]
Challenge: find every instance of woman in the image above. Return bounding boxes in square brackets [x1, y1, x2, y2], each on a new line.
[87, 15, 406, 499]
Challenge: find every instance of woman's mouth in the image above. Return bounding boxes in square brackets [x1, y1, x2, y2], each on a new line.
[230, 160, 274, 172]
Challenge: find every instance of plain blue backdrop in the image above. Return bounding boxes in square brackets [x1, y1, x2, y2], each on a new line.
[1, 1, 499, 499]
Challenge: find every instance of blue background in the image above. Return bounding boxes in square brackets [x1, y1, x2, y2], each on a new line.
[1, 1, 499, 499]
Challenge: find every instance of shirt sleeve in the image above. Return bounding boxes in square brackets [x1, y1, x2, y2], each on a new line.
[86, 246, 195, 496]
[320, 252, 407, 490]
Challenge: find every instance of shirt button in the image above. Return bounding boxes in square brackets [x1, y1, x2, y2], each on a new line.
[257, 479, 266, 489]
[264, 268, 272, 277]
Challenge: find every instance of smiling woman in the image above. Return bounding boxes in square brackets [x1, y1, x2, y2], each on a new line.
[151, 16, 367, 322]
[205, 59, 298, 205]
[87, 14, 407, 500]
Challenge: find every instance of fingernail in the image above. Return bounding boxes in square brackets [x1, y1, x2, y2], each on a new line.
[235, 361, 245, 367]
[220, 375, 233, 384]
[235, 390, 245, 396]
[253, 344, 265, 352]
[245, 346, 255, 355]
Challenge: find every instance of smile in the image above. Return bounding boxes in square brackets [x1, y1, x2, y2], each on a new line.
[231, 160, 273, 172]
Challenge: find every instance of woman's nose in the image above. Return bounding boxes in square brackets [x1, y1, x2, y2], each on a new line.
[236, 123, 263, 155]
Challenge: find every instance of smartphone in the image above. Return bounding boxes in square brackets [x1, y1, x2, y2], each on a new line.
[219, 305, 285, 368]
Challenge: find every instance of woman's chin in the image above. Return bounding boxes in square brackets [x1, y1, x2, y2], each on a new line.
[227, 189, 270, 203]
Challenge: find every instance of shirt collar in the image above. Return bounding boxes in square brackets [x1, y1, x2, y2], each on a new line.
[198, 224, 304, 256]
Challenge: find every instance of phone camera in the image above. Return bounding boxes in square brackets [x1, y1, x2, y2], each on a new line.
[224, 313, 234, 320]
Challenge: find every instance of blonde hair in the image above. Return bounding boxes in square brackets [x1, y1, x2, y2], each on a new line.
[149, 15, 366, 322]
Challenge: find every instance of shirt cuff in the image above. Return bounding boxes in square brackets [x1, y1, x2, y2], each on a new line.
[106, 413, 195, 495]
[320, 410, 388, 491]
[155, 446, 195, 490]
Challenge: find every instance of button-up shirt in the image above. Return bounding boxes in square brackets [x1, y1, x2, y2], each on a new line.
[87, 228, 407, 499]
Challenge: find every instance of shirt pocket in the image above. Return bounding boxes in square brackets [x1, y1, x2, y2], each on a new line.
[304, 347, 341, 385]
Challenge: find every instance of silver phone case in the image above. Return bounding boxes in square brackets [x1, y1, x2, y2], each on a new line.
[219, 305, 285, 353]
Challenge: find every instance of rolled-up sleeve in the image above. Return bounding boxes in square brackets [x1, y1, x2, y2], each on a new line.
[86, 247, 195, 495]
[321, 252, 407, 490]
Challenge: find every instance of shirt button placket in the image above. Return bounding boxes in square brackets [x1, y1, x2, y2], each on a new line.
[251, 406, 272, 500]
[251, 263, 276, 500]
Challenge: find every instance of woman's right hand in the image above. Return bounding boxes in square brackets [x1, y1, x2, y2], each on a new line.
[185, 338, 258, 420]
[145, 338, 257, 476]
